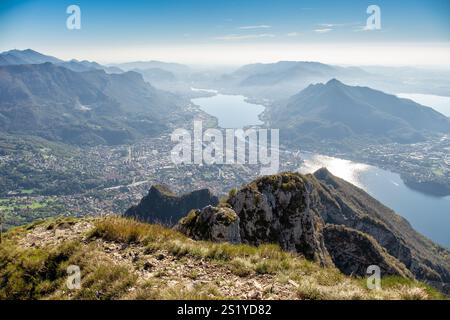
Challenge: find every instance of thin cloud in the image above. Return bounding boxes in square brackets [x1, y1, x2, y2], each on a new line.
[353, 25, 370, 32]
[314, 28, 332, 33]
[214, 33, 275, 41]
[316, 22, 368, 33]
[287, 32, 302, 37]
[353, 25, 383, 32]
[317, 22, 361, 28]
[317, 23, 336, 27]
[238, 25, 272, 30]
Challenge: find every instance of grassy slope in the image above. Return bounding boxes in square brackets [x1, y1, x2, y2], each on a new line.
[0, 216, 445, 300]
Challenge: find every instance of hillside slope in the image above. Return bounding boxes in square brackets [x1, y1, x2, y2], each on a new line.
[269, 79, 450, 145]
[0, 63, 186, 145]
[0, 217, 443, 300]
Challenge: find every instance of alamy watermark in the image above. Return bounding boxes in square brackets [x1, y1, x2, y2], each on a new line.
[66, 265, 81, 290]
[366, 5, 381, 30]
[366, 265, 382, 290]
[170, 121, 279, 175]
[64, 5, 380, 32]
[66, 5, 81, 30]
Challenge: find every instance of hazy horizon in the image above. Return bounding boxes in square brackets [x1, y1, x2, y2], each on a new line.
[3, 44, 450, 71]
[1, 0, 450, 67]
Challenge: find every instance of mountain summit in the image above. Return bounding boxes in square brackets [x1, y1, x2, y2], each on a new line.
[0, 49, 63, 65]
[269, 79, 450, 145]
[124, 185, 219, 225]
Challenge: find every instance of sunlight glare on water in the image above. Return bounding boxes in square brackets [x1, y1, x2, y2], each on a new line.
[298, 154, 371, 188]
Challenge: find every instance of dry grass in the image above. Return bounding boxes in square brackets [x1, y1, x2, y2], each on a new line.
[126, 278, 226, 300]
[0, 216, 446, 300]
[86, 217, 445, 300]
[88, 216, 184, 244]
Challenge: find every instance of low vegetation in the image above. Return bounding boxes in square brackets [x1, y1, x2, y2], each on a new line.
[0, 216, 445, 300]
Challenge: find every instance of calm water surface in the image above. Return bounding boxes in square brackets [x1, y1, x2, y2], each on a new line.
[192, 93, 264, 128]
[397, 93, 450, 117]
[298, 153, 450, 249]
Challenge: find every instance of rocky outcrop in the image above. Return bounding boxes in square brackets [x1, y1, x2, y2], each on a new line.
[174, 170, 450, 293]
[323, 224, 412, 278]
[124, 185, 218, 225]
[175, 205, 241, 244]
[228, 173, 332, 266]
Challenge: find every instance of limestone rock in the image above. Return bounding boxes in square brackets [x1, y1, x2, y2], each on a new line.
[125, 185, 219, 225]
[228, 172, 333, 267]
[175, 206, 241, 244]
[173, 169, 450, 293]
[323, 224, 413, 278]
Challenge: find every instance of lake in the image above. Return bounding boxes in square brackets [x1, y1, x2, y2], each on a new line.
[192, 92, 450, 249]
[192, 93, 264, 128]
[397, 93, 450, 117]
[298, 153, 450, 249]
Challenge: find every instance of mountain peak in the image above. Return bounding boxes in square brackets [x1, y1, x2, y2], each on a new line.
[23, 48, 38, 53]
[325, 78, 344, 86]
[125, 185, 219, 225]
[4, 48, 35, 54]
[313, 167, 333, 178]
[150, 184, 176, 197]
[273, 79, 450, 145]
[0, 48, 62, 65]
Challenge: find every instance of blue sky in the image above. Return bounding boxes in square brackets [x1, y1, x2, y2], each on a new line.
[1, 0, 449, 65]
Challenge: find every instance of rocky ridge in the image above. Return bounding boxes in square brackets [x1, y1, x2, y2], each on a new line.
[176, 170, 450, 293]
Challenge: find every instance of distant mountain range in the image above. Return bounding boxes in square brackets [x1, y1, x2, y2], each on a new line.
[216, 61, 370, 100]
[217, 60, 450, 99]
[268, 79, 450, 145]
[0, 49, 62, 65]
[228, 61, 367, 86]
[113, 60, 191, 75]
[0, 61, 188, 145]
[59, 60, 123, 74]
[114, 61, 220, 96]
[133, 67, 177, 83]
[0, 49, 122, 74]
[1, 49, 449, 148]
[0, 48, 223, 148]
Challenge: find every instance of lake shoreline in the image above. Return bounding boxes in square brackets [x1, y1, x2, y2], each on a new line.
[191, 89, 450, 198]
[295, 150, 450, 249]
[190, 91, 450, 248]
[298, 145, 450, 198]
